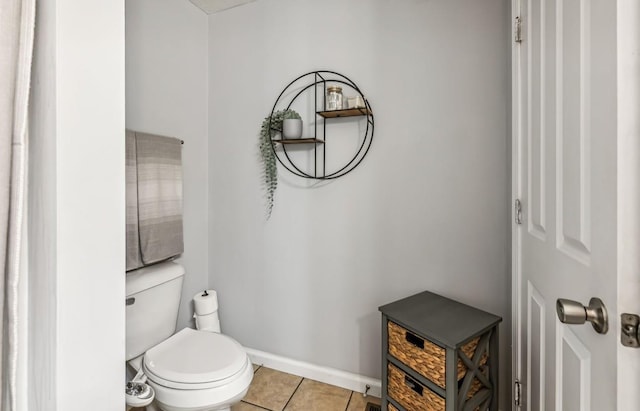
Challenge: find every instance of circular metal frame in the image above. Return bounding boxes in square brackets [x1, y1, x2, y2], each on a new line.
[268, 70, 375, 180]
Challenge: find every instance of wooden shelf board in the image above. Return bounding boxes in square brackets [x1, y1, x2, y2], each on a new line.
[272, 138, 324, 145]
[317, 107, 371, 118]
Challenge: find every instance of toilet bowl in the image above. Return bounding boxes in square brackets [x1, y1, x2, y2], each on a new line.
[142, 328, 253, 411]
[125, 262, 253, 411]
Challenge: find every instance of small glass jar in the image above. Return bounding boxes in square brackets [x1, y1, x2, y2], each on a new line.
[326, 86, 343, 110]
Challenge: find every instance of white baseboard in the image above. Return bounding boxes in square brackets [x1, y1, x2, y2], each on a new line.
[245, 348, 382, 398]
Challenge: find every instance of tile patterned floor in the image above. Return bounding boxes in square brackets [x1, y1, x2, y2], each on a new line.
[233, 365, 381, 411]
[129, 365, 381, 411]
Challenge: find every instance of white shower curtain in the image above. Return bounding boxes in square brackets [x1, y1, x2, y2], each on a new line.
[0, 0, 35, 410]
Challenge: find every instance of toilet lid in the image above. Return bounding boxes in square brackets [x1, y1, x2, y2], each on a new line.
[144, 328, 247, 384]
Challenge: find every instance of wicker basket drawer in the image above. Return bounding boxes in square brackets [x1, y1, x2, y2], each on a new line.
[388, 362, 445, 411]
[388, 362, 485, 411]
[388, 321, 485, 388]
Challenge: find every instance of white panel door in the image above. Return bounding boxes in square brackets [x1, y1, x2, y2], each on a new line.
[512, 0, 618, 409]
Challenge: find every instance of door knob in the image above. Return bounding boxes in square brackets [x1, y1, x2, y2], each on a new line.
[556, 297, 608, 334]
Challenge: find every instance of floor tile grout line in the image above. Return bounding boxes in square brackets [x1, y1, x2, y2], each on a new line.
[280, 377, 305, 411]
[345, 390, 354, 411]
[240, 399, 272, 411]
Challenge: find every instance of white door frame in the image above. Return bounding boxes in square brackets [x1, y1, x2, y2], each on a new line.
[511, 0, 523, 408]
[616, 1, 640, 409]
[511, 0, 640, 409]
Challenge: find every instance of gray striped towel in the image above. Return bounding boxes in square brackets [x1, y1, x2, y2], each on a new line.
[126, 130, 183, 270]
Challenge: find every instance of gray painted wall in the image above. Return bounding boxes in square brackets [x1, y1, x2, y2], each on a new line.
[207, 0, 510, 405]
[126, 0, 209, 330]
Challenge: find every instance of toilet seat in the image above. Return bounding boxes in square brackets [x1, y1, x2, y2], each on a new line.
[143, 328, 248, 390]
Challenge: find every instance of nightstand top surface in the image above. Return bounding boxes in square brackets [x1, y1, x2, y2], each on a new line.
[379, 290, 502, 348]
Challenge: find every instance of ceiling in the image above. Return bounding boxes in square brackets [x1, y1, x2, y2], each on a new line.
[189, 0, 256, 14]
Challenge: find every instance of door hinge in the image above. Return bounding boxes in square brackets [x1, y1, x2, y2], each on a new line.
[514, 379, 522, 407]
[514, 16, 523, 43]
[515, 199, 523, 225]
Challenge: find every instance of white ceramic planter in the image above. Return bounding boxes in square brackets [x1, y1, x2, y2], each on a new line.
[282, 118, 302, 139]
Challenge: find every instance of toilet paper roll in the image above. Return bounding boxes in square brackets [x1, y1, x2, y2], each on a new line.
[193, 289, 218, 315]
[194, 312, 221, 333]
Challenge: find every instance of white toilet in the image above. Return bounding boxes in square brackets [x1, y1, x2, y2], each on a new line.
[126, 261, 253, 411]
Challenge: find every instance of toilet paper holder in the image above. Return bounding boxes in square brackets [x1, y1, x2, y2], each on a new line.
[193, 289, 221, 333]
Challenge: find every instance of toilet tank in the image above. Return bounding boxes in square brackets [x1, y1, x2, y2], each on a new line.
[126, 261, 185, 361]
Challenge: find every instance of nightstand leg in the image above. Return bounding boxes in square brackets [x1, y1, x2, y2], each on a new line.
[446, 347, 457, 411]
[489, 326, 499, 411]
[381, 315, 388, 410]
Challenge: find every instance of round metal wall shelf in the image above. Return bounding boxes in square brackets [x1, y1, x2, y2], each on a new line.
[269, 70, 374, 180]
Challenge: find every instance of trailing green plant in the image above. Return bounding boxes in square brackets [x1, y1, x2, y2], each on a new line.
[259, 109, 301, 219]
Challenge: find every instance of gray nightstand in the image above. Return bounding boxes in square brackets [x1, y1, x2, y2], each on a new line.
[379, 291, 502, 411]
